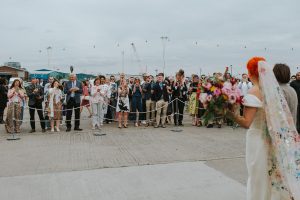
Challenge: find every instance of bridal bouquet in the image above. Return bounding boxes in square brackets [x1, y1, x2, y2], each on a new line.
[199, 77, 241, 124]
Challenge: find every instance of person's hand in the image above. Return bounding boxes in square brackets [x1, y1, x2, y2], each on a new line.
[33, 88, 39, 93]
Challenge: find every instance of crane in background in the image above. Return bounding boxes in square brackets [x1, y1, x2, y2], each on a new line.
[131, 42, 145, 75]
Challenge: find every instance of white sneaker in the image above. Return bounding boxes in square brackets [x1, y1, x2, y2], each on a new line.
[51, 129, 54, 132]
[56, 127, 60, 132]
[142, 120, 147, 125]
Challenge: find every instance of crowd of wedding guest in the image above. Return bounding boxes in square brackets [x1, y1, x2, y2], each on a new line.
[0, 63, 299, 134]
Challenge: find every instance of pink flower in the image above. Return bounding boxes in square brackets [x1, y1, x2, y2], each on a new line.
[204, 82, 212, 90]
[228, 94, 237, 104]
[214, 88, 221, 97]
[222, 87, 230, 96]
[206, 95, 213, 102]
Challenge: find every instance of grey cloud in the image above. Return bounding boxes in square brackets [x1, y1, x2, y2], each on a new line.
[0, 0, 300, 76]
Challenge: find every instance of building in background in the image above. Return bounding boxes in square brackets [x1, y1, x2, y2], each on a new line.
[4, 62, 21, 69]
[0, 62, 29, 81]
[30, 69, 96, 82]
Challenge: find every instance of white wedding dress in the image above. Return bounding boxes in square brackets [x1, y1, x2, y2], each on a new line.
[244, 94, 269, 200]
[244, 95, 292, 200]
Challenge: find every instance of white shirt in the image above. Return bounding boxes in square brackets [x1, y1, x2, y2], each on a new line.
[238, 81, 253, 97]
[71, 81, 77, 97]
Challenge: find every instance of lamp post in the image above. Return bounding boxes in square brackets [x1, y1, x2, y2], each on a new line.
[161, 36, 168, 73]
[46, 46, 52, 69]
[121, 50, 125, 73]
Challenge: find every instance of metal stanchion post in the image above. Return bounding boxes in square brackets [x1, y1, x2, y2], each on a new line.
[7, 104, 21, 141]
[171, 98, 182, 132]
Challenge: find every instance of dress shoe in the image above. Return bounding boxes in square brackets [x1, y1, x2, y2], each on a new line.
[74, 128, 83, 131]
[66, 128, 71, 132]
[206, 124, 213, 128]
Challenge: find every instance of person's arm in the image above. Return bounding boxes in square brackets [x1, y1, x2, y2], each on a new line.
[223, 67, 229, 79]
[228, 106, 258, 129]
[142, 83, 147, 92]
[7, 89, 15, 99]
[227, 88, 261, 129]
[26, 85, 35, 98]
[133, 85, 136, 93]
[64, 83, 70, 95]
[183, 83, 188, 92]
[18, 89, 25, 98]
[75, 82, 83, 94]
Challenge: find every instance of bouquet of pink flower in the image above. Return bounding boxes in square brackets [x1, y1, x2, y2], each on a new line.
[199, 76, 242, 124]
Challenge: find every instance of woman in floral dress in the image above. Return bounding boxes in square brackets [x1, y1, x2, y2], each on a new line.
[48, 80, 63, 132]
[5, 79, 25, 133]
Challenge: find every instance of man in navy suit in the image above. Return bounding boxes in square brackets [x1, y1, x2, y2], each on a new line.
[64, 74, 83, 132]
[153, 73, 170, 128]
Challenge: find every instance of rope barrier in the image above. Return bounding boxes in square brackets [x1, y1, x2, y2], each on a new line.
[6, 98, 230, 124]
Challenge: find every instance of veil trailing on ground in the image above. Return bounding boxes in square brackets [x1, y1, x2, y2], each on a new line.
[258, 61, 300, 199]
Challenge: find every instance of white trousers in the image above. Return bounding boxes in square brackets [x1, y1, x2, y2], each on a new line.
[92, 102, 105, 127]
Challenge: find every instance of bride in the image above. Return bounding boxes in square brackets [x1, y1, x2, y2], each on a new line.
[227, 57, 300, 200]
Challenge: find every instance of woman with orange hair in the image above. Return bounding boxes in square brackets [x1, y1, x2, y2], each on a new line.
[227, 57, 300, 200]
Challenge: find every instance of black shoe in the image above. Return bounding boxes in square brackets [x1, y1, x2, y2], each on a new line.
[178, 123, 184, 126]
[29, 129, 36, 133]
[0, 120, 4, 124]
[74, 128, 83, 131]
[42, 129, 46, 133]
[66, 128, 71, 132]
[206, 124, 213, 128]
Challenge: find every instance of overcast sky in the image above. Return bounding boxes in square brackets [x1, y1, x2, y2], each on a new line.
[0, 0, 299, 76]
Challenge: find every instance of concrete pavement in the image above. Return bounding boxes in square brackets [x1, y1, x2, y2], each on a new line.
[0, 110, 248, 199]
[0, 162, 246, 200]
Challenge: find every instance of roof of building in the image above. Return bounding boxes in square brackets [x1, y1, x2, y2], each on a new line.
[0, 66, 27, 71]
